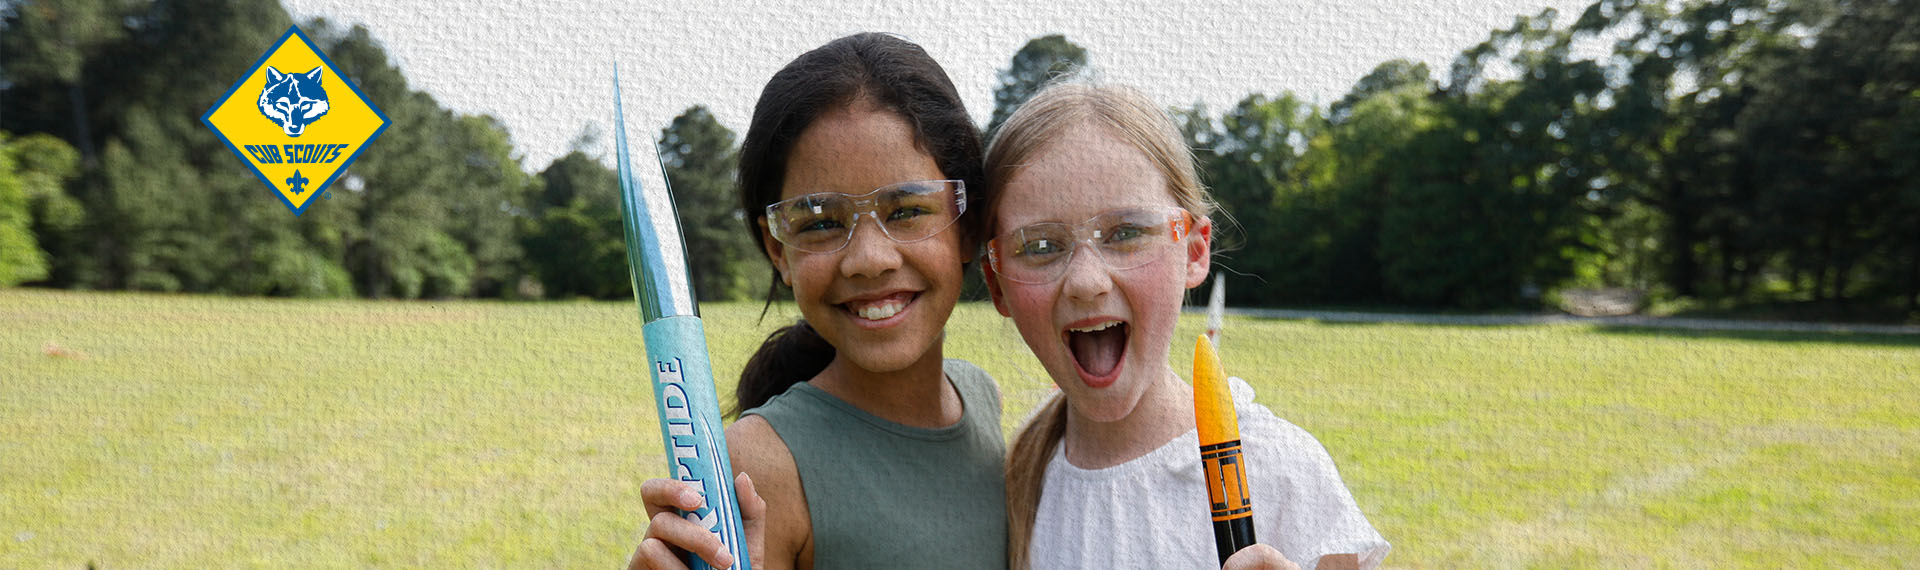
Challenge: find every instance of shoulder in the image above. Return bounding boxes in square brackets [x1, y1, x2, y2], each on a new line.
[944, 358, 1002, 409]
[943, 358, 995, 386]
[743, 380, 814, 421]
[1226, 378, 1339, 472]
[728, 415, 811, 565]
[727, 415, 795, 477]
[1226, 381, 1390, 569]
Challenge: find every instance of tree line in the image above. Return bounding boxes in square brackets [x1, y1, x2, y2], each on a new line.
[3, 0, 1915, 320]
[1176, 0, 1917, 320]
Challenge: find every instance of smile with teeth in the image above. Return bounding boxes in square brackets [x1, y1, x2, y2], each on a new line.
[1065, 319, 1129, 383]
[845, 293, 914, 321]
[1068, 320, 1123, 333]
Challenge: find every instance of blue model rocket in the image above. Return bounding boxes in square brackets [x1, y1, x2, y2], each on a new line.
[613, 69, 751, 570]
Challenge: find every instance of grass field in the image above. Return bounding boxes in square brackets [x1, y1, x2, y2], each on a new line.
[3, 289, 1916, 569]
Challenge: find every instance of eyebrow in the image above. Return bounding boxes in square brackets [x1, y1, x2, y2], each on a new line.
[883, 182, 941, 199]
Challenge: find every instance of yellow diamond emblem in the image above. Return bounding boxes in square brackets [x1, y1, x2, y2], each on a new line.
[202, 26, 387, 215]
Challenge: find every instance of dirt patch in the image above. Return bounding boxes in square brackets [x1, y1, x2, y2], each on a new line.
[1558, 288, 1646, 317]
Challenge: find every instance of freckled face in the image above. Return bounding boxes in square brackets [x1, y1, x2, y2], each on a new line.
[762, 100, 965, 375]
[987, 123, 1208, 423]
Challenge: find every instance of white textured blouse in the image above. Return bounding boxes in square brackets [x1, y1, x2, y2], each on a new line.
[1028, 378, 1390, 570]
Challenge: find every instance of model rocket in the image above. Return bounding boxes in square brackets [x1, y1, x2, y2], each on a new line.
[614, 68, 750, 570]
[1194, 335, 1254, 565]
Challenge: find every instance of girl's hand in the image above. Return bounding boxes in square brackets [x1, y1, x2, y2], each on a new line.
[1223, 544, 1302, 570]
[627, 473, 766, 570]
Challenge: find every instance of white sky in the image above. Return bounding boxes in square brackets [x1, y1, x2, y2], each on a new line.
[281, 0, 1598, 171]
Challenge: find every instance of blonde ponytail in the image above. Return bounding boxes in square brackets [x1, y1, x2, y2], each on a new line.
[1005, 393, 1069, 570]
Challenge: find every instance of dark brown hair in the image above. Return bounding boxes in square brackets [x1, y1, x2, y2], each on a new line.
[730, 32, 987, 417]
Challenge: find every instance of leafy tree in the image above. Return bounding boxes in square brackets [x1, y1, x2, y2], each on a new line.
[1330, 59, 1432, 125]
[987, 34, 1088, 137]
[25, 0, 297, 293]
[0, 0, 132, 164]
[0, 132, 81, 285]
[313, 21, 533, 299]
[437, 113, 531, 298]
[522, 151, 627, 299]
[1372, 8, 1607, 308]
[658, 106, 759, 302]
[1309, 83, 1436, 304]
[1202, 93, 1332, 305]
[1734, 0, 1920, 309]
[3, 4, 532, 299]
[0, 132, 83, 285]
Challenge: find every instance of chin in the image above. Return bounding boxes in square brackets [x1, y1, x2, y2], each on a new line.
[842, 313, 952, 374]
[1063, 385, 1147, 424]
[845, 338, 939, 373]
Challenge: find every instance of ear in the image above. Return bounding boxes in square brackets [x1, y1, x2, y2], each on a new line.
[758, 218, 792, 286]
[980, 256, 1013, 317]
[266, 67, 285, 82]
[1184, 216, 1213, 289]
[305, 67, 324, 84]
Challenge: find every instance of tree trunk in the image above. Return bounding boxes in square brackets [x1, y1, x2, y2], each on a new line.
[1728, 239, 1743, 295]
[1665, 199, 1699, 297]
[1906, 248, 1918, 316]
[68, 82, 96, 166]
[1745, 255, 1761, 298]
[1815, 226, 1834, 303]
[1833, 255, 1852, 306]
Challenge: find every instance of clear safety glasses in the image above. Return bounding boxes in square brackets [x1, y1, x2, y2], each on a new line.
[987, 207, 1194, 284]
[763, 180, 967, 253]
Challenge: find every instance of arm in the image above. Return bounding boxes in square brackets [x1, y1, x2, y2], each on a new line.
[629, 415, 810, 570]
[722, 415, 811, 570]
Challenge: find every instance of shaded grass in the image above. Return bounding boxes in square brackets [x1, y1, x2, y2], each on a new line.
[2, 289, 1915, 568]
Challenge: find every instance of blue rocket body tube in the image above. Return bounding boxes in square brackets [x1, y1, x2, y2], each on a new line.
[642, 317, 747, 569]
[613, 69, 750, 570]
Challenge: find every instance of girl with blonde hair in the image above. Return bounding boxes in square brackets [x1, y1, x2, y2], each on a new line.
[982, 82, 1390, 570]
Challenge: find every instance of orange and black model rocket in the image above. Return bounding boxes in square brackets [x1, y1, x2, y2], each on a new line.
[1195, 335, 1255, 565]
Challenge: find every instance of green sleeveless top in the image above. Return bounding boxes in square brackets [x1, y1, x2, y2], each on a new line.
[745, 359, 1008, 570]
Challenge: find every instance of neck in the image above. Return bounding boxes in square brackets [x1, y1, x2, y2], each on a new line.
[1059, 368, 1196, 470]
[808, 346, 961, 429]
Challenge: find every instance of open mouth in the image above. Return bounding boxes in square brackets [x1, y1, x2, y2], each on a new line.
[842, 291, 917, 325]
[1065, 320, 1128, 388]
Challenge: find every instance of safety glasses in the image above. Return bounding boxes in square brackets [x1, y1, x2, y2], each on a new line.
[763, 180, 967, 253]
[987, 207, 1194, 284]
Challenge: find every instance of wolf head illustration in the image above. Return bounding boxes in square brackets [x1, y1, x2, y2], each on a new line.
[257, 67, 330, 137]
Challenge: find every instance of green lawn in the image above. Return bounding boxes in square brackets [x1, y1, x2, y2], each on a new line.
[3, 289, 1915, 568]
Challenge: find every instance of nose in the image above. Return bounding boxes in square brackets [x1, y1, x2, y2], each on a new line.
[838, 212, 901, 279]
[1060, 240, 1113, 302]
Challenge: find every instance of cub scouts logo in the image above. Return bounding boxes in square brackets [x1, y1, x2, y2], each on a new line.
[258, 67, 329, 137]
[202, 26, 386, 215]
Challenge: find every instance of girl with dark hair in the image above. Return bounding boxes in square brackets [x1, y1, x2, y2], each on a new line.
[628, 33, 1005, 570]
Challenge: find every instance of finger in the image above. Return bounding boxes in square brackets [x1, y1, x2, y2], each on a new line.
[647, 511, 733, 569]
[631, 537, 693, 570]
[735, 472, 766, 522]
[735, 472, 768, 569]
[1222, 544, 1300, 570]
[641, 478, 705, 517]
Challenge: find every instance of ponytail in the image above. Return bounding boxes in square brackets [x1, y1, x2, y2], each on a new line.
[1005, 392, 1070, 570]
[730, 319, 835, 418]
